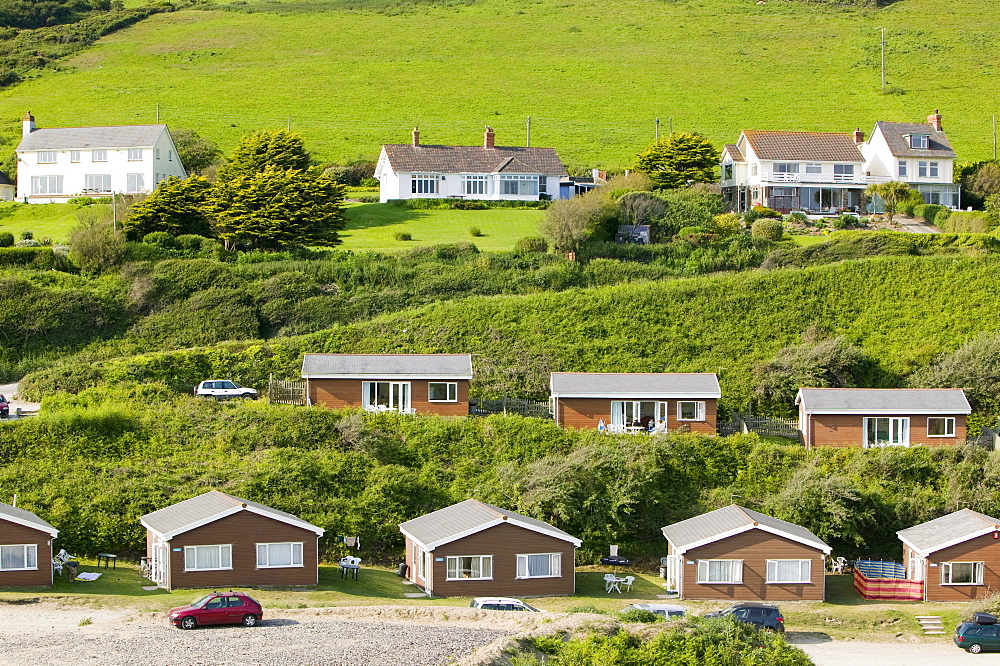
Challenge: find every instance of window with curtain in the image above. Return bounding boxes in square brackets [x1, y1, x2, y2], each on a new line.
[31, 176, 63, 195]
[516, 553, 561, 578]
[127, 173, 145, 193]
[927, 417, 956, 437]
[0, 544, 37, 570]
[697, 559, 742, 584]
[766, 559, 811, 584]
[85, 174, 112, 193]
[428, 382, 457, 402]
[446, 555, 492, 580]
[184, 544, 232, 571]
[677, 401, 706, 421]
[256, 542, 303, 568]
[942, 561, 984, 585]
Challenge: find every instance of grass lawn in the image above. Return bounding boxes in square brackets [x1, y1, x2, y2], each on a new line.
[0, 0, 995, 169]
[789, 234, 832, 247]
[340, 203, 543, 252]
[0, 203, 89, 244]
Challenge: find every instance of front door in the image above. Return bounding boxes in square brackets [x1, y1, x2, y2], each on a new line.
[908, 554, 924, 581]
[865, 417, 909, 447]
[666, 555, 680, 592]
[152, 543, 168, 587]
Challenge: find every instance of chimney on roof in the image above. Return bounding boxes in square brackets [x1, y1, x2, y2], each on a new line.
[412, 127, 420, 147]
[22, 111, 34, 138]
[927, 109, 943, 131]
[853, 127, 864, 144]
[484, 125, 495, 149]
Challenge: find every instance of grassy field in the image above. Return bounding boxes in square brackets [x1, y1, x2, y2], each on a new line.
[341, 203, 543, 252]
[0, 202, 90, 243]
[0, 0, 995, 169]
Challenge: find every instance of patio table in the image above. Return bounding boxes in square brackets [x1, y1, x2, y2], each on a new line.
[606, 576, 625, 593]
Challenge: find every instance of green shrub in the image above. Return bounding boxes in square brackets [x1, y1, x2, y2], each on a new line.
[619, 608, 663, 623]
[67, 197, 98, 206]
[20, 230, 33, 240]
[941, 211, 1000, 234]
[710, 212, 743, 236]
[468, 226, 484, 237]
[175, 234, 209, 251]
[0, 247, 57, 269]
[752, 205, 781, 219]
[935, 208, 952, 226]
[913, 203, 948, 225]
[142, 231, 176, 248]
[513, 236, 548, 253]
[394, 231, 412, 241]
[987, 194, 1000, 215]
[833, 213, 857, 230]
[897, 190, 925, 217]
[359, 177, 379, 187]
[677, 226, 714, 237]
[565, 605, 607, 614]
[751, 218, 784, 240]
[0, 231, 13, 247]
[785, 211, 808, 224]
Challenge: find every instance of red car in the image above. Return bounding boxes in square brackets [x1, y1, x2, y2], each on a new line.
[168, 591, 263, 629]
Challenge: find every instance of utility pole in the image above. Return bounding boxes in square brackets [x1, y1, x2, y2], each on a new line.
[655, 117, 660, 142]
[112, 192, 117, 234]
[526, 116, 531, 147]
[668, 117, 673, 135]
[993, 114, 997, 160]
[156, 102, 160, 124]
[881, 28, 886, 92]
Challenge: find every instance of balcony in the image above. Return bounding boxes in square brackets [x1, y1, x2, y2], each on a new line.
[760, 172, 869, 185]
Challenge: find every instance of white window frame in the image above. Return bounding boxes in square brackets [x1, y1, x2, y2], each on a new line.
[833, 164, 855, 175]
[499, 174, 539, 196]
[85, 174, 112, 194]
[70, 150, 81, 163]
[31, 175, 63, 195]
[127, 173, 146, 193]
[805, 163, 822, 174]
[37, 151, 57, 164]
[929, 162, 939, 178]
[362, 381, 411, 412]
[766, 559, 812, 584]
[773, 162, 800, 174]
[256, 541, 304, 568]
[697, 559, 743, 584]
[677, 401, 706, 421]
[941, 561, 984, 586]
[918, 161, 928, 178]
[462, 175, 487, 196]
[516, 552, 561, 579]
[446, 555, 493, 581]
[910, 135, 929, 149]
[610, 400, 659, 427]
[0, 544, 38, 571]
[864, 417, 910, 447]
[92, 149, 107, 162]
[127, 148, 143, 161]
[155, 148, 161, 159]
[411, 174, 439, 195]
[927, 417, 956, 438]
[168, 150, 173, 161]
[428, 382, 458, 403]
[412, 544, 428, 580]
[898, 161, 907, 177]
[183, 544, 233, 572]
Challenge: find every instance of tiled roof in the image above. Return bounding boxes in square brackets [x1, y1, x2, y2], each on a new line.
[550, 373, 721, 398]
[796, 388, 971, 414]
[661, 504, 829, 554]
[741, 130, 863, 162]
[140, 490, 323, 538]
[399, 499, 580, 548]
[382, 144, 566, 175]
[17, 125, 167, 151]
[0, 172, 12, 186]
[875, 121, 956, 159]
[301, 354, 473, 378]
[897, 509, 1000, 556]
[722, 144, 745, 162]
[0, 501, 58, 537]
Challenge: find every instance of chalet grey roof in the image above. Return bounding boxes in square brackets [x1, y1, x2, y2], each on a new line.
[661, 504, 829, 554]
[722, 144, 745, 162]
[0, 501, 58, 536]
[796, 388, 971, 414]
[550, 372, 721, 398]
[875, 121, 956, 159]
[399, 499, 581, 549]
[0, 172, 13, 186]
[140, 490, 322, 538]
[742, 130, 863, 163]
[301, 353, 473, 378]
[382, 144, 567, 175]
[897, 508, 1000, 556]
[17, 125, 167, 151]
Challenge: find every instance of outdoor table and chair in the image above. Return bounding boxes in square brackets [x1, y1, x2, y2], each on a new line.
[339, 556, 361, 579]
[97, 553, 118, 569]
[603, 573, 635, 593]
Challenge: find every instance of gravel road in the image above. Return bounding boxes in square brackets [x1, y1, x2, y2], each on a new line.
[791, 636, 1000, 665]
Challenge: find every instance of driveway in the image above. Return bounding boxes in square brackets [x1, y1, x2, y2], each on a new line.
[897, 218, 940, 234]
[790, 634, 1000, 665]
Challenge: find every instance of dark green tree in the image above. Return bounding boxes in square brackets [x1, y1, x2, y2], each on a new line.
[169, 128, 222, 175]
[635, 132, 719, 189]
[124, 176, 213, 238]
[216, 129, 311, 184]
[207, 165, 346, 250]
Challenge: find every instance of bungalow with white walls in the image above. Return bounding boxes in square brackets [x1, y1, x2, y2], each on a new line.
[15, 113, 187, 203]
[374, 127, 567, 203]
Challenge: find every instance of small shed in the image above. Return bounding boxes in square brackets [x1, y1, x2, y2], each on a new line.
[399, 499, 580, 597]
[0, 501, 58, 588]
[796, 388, 971, 448]
[661, 504, 830, 601]
[301, 353, 473, 416]
[897, 509, 1000, 602]
[141, 491, 324, 590]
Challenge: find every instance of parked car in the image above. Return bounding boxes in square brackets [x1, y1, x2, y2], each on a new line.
[955, 612, 1000, 653]
[470, 597, 546, 612]
[168, 591, 263, 629]
[704, 602, 784, 632]
[194, 380, 258, 400]
[623, 603, 686, 619]
[0, 394, 8, 418]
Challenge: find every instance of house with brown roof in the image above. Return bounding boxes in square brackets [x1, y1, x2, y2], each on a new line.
[399, 499, 581, 597]
[374, 127, 567, 203]
[301, 353, 473, 416]
[140, 491, 324, 590]
[0, 502, 58, 588]
[661, 505, 831, 601]
[897, 509, 1000, 601]
[549, 372, 721, 434]
[796, 388, 971, 449]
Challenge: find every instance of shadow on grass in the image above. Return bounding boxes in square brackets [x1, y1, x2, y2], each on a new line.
[343, 204, 433, 232]
[823, 573, 924, 607]
[315, 565, 409, 599]
[786, 631, 834, 644]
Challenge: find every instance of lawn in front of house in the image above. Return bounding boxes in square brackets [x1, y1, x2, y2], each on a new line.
[0, 202, 91, 244]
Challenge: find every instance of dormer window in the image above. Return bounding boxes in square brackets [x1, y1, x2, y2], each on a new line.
[909, 135, 929, 149]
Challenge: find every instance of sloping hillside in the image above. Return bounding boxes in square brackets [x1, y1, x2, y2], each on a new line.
[0, 0, 996, 167]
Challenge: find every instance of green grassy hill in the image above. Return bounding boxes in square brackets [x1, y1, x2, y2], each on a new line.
[0, 0, 996, 168]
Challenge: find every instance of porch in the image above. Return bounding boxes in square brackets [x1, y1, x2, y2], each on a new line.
[763, 185, 864, 215]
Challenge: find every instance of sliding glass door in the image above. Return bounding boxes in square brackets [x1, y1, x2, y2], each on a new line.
[864, 417, 909, 447]
[363, 381, 411, 412]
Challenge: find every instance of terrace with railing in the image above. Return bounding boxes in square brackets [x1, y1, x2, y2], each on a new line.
[758, 172, 893, 185]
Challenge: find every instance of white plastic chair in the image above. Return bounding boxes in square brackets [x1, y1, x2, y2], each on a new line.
[621, 575, 635, 592]
[831, 556, 847, 574]
[603, 573, 616, 592]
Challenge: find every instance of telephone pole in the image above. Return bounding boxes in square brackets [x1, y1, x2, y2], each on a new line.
[881, 28, 886, 92]
[655, 117, 660, 142]
[668, 117, 673, 135]
[156, 102, 160, 124]
[993, 114, 997, 160]
[526, 116, 531, 147]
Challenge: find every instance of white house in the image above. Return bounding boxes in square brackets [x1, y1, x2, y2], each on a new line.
[374, 127, 567, 203]
[721, 110, 960, 214]
[859, 110, 960, 209]
[15, 112, 187, 203]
